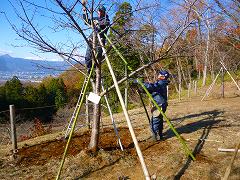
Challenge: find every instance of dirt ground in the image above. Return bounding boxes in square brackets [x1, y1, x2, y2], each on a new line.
[0, 82, 240, 180]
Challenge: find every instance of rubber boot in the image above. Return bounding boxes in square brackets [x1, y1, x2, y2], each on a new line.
[159, 131, 164, 141]
[152, 132, 161, 141]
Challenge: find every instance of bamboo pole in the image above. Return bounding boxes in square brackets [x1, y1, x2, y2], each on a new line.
[97, 33, 150, 180]
[186, 138, 222, 143]
[138, 81, 195, 160]
[105, 34, 195, 160]
[56, 63, 94, 180]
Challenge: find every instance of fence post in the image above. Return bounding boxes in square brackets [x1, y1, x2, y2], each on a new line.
[10, 105, 17, 155]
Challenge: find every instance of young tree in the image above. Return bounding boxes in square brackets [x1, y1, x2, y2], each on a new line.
[7, 0, 200, 153]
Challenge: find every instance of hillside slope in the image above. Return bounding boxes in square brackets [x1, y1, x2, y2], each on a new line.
[0, 84, 240, 179]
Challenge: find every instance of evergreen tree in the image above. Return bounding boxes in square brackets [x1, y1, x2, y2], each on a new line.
[55, 89, 67, 108]
[0, 86, 6, 111]
[24, 85, 39, 107]
[45, 77, 67, 106]
[102, 2, 140, 112]
[5, 76, 24, 107]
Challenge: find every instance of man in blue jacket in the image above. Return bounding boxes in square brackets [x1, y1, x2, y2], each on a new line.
[143, 70, 170, 141]
[82, 2, 110, 73]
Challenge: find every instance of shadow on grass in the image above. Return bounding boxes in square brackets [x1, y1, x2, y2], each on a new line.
[167, 110, 224, 179]
[164, 110, 224, 140]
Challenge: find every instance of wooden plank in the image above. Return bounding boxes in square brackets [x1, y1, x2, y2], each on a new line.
[218, 148, 240, 152]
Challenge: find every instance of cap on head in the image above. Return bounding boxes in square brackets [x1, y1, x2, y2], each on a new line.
[98, 5, 106, 12]
[159, 70, 170, 79]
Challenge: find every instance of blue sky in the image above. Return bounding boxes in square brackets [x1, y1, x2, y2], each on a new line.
[0, 1, 79, 61]
[0, 0, 170, 61]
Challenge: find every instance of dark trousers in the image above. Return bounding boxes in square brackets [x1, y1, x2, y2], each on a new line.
[85, 41, 104, 73]
[151, 104, 167, 137]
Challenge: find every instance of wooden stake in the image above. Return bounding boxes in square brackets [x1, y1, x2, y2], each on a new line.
[221, 68, 225, 98]
[102, 83, 124, 151]
[86, 95, 90, 129]
[97, 33, 150, 180]
[222, 142, 240, 180]
[218, 148, 240, 152]
[194, 80, 197, 95]
[201, 68, 222, 101]
[188, 83, 191, 98]
[10, 105, 17, 154]
[125, 64, 128, 109]
[178, 83, 181, 101]
[220, 61, 240, 91]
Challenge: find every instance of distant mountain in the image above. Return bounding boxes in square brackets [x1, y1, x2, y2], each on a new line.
[0, 54, 70, 72]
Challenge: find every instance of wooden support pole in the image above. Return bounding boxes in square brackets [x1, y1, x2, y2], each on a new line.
[137, 90, 151, 124]
[194, 80, 197, 95]
[222, 142, 240, 180]
[97, 34, 150, 180]
[167, 85, 169, 98]
[221, 68, 225, 98]
[187, 83, 191, 98]
[102, 83, 124, 151]
[178, 83, 181, 101]
[218, 148, 240, 152]
[125, 64, 128, 109]
[10, 105, 17, 154]
[186, 138, 222, 143]
[86, 95, 90, 129]
[220, 61, 240, 91]
[201, 68, 222, 101]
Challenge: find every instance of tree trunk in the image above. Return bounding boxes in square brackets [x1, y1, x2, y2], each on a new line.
[201, 8, 210, 87]
[179, 58, 188, 87]
[177, 58, 182, 91]
[202, 31, 210, 86]
[88, 64, 101, 152]
[88, 30, 101, 152]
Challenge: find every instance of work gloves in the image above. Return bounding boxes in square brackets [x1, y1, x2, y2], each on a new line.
[131, 79, 145, 93]
[132, 79, 139, 84]
[132, 78, 143, 84]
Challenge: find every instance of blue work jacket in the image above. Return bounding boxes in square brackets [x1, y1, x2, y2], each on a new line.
[144, 79, 169, 106]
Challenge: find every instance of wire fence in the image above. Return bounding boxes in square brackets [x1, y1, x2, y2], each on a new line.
[0, 104, 92, 146]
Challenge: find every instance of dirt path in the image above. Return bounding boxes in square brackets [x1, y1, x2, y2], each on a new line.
[0, 93, 240, 179]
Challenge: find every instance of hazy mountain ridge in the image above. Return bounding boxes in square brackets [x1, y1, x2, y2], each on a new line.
[0, 54, 72, 82]
[0, 54, 69, 72]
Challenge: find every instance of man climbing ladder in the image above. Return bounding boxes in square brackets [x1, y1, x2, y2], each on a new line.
[82, 0, 110, 73]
